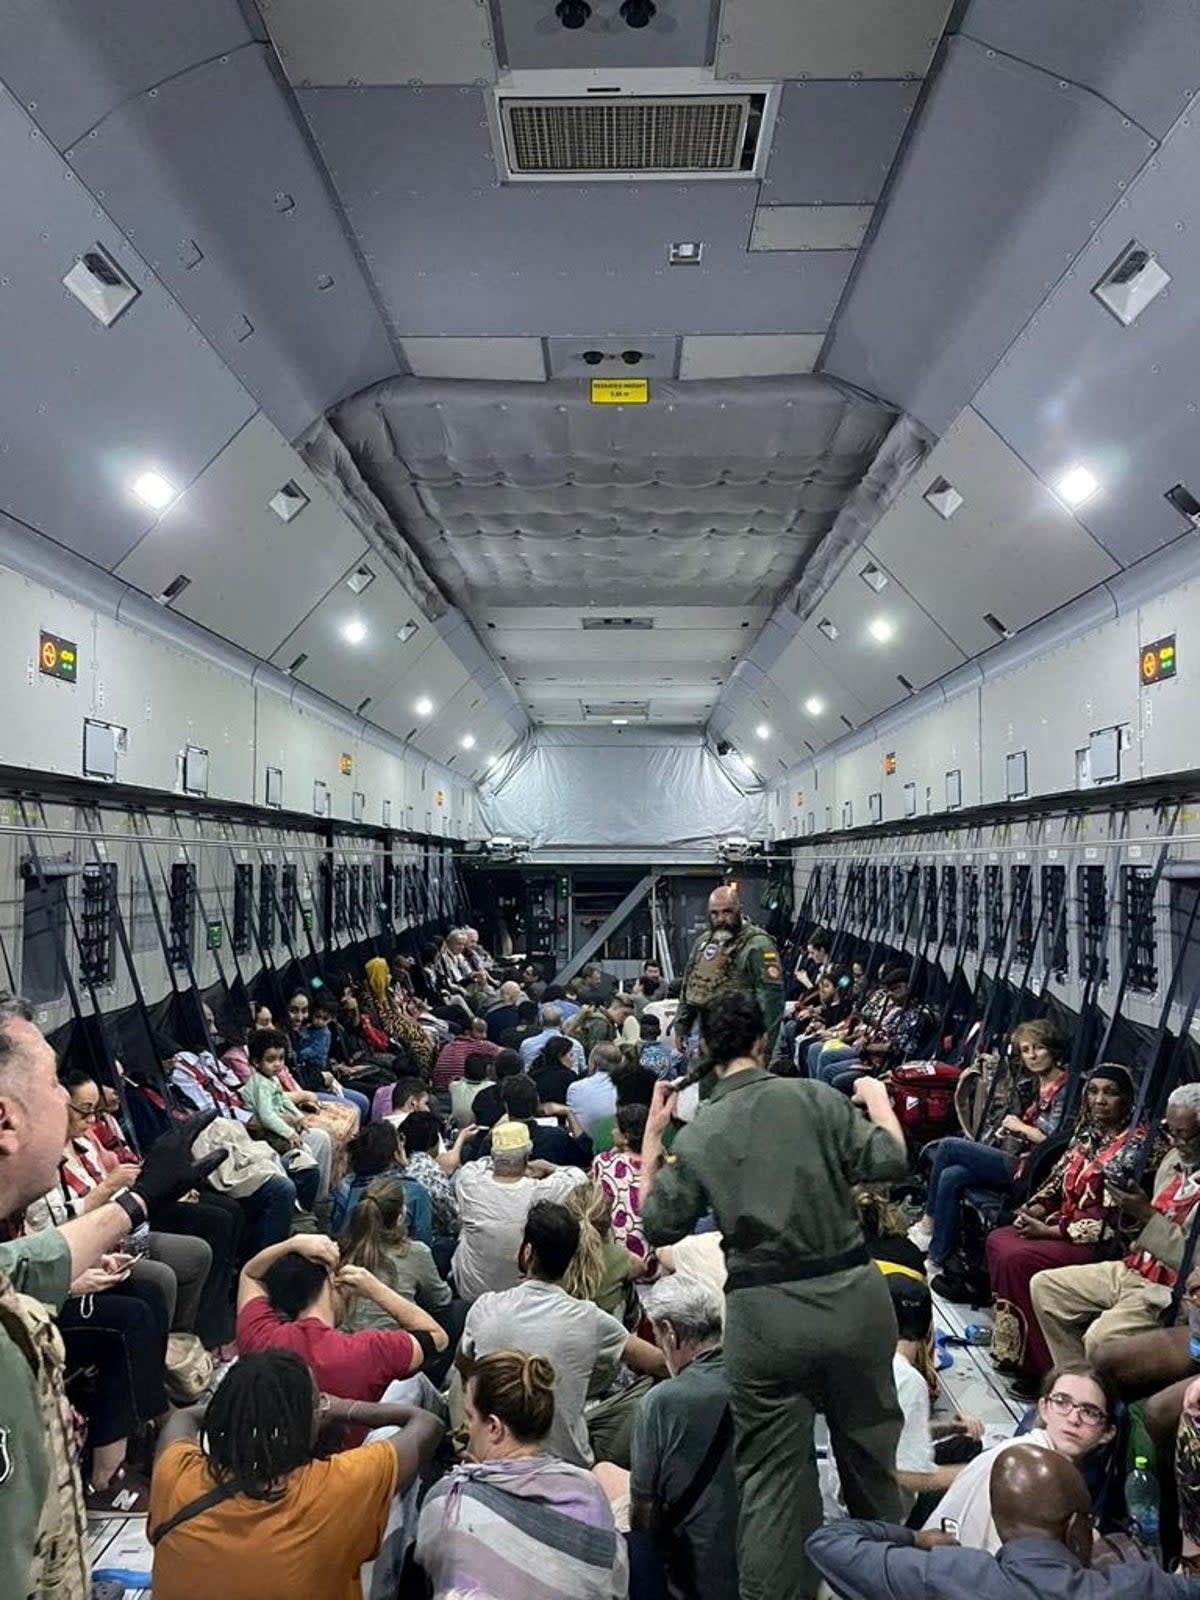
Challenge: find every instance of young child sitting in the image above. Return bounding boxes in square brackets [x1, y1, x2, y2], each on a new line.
[638, 1014, 672, 1079]
[241, 1027, 331, 1204]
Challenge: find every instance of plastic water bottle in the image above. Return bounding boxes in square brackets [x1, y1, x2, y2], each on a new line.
[1126, 1456, 1161, 1559]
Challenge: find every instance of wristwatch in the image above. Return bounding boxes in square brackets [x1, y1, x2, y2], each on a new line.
[109, 1186, 148, 1230]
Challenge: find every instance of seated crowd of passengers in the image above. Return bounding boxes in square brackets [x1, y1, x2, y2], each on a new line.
[9, 921, 1200, 1600]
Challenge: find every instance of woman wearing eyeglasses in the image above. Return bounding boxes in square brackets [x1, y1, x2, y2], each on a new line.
[922, 1365, 1118, 1551]
[986, 1064, 1141, 1397]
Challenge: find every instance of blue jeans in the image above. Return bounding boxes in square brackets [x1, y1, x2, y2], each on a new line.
[815, 1042, 861, 1085]
[238, 1173, 300, 1253]
[318, 1086, 370, 1120]
[927, 1137, 1015, 1263]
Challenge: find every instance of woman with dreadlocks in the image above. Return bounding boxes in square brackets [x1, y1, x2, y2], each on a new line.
[147, 1348, 444, 1600]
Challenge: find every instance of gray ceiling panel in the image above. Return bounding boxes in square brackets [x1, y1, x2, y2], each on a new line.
[866, 408, 1118, 657]
[299, 86, 855, 337]
[962, 0, 1200, 140]
[821, 35, 1157, 433]
[761, 81, 916, 205]
[0, 84, 255, 569]
[66, 46, 397, 439]
[716, 0, 955, 81]
[496, 0, 718, 71]
[750, 205, 872, 251]
[259, 0, 498, 86]
[545, 336, 678, 380]
[680, 335, 823, 379]
[974, 103, 1200, 568]
[0, 0, 253, 149]
[115, 413, 369, 656]
[402, 338, 547, 381]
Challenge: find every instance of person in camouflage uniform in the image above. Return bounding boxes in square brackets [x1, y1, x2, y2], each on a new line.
[674, 886, 785, 1058]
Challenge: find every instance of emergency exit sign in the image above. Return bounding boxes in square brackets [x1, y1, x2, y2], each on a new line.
[1140, 634, 1176, 685]
[39, 631, 78, 683]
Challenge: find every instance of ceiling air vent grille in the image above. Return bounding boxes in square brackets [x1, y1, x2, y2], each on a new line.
[581, 701, 650, 721]
[580, 616, 654, 631]
[502, 95, 760, 177]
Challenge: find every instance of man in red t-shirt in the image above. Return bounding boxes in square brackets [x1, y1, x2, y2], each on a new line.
[236, 1234, 448, 1439]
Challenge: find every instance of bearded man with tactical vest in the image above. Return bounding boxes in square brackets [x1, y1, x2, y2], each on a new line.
[674, 886, 784, 1063]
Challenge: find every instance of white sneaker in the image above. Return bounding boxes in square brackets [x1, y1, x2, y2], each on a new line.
[907, 1220, 933, 1250]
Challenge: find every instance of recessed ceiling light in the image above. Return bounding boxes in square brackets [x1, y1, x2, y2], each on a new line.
[817, 617, 839, 642]
[460, 734, 476, 750]
[341, 618, 367, 645]
[414, 696, 433, 717]
[1092, 241, 1171, 326]
[397, 619, 419, 643]
[754, 723, 771, 739]
[868, 616, 895, 643]
[1056, 465, 1100, 508]
[860, 562, 889, 593]
[804, 696, 825, 716]
[345, 565, 375, 595]
[923, 476, 963, 519]
[132, 469, 177, 509]
[611, 717, 629, 725]
[669, 241, 703, 266]
[269, 480, 309, 522]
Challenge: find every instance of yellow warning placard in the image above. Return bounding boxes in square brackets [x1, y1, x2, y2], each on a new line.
[590, 378, 649, 405]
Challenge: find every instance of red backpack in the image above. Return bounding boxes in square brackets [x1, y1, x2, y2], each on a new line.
[889, 1061, 963, 1149]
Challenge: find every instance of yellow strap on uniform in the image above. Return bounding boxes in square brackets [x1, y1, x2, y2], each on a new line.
[873, 1259, 927, 1284]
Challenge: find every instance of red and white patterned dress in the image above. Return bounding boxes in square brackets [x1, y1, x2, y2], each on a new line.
[590, 1149, 660, 1280]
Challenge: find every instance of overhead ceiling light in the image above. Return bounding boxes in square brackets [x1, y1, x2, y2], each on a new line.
[341, 618, 368, 645]
[345, 565, 375, 595]
[63, 245, 139, 327]
[460, 733, 476, 750]
[611, 717, 630, 726]
[669, 241, 703, 266]
[555, 0, 591, 26]
[804, 696, 825, 716]
[868, 616, 895, 643]
[754, 723, 771, 739]
[923, 476, 963, 519]
[860, 562, 888, 593]
[414, 696, 434, 717]
[816, 617, 839, 642]
[1092, 241, 1171, 327]
[268, 480, 309, 523]
[397, 619, 419, 643]
[1055, 465, 1100, 508]
[132, 469, 177, 510]
[620, 0, 656, 25]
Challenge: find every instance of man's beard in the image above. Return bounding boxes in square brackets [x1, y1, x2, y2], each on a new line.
[708, 920, 741, 943]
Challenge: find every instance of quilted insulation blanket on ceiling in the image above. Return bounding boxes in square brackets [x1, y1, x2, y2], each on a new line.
[485, 727, 765, 850]
[320, 375, 898, 613]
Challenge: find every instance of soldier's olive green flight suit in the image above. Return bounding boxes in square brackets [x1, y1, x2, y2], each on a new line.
[642, 1067, 908, 1600]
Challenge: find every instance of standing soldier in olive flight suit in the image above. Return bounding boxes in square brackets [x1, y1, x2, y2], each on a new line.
[643, 992, 908, 1600]
[673, 885, 785, 1064]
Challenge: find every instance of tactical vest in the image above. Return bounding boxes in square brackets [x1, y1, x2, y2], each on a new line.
[682, 933, 757, 1010]
[0, 1271, 88, 1600]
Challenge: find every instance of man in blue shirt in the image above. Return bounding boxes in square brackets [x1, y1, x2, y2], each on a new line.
[519, 1005, 585, 1075]
[807, 1444, 1191, 1600]
[566, 1042, 622, 1136]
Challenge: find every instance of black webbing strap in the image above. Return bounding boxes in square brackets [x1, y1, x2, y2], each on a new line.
[660, 1405, 734, 1530]
[149, 1482, 238, 1546]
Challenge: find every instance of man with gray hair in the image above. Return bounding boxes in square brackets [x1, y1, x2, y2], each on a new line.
[1032, 1080, 1200, 1368]
[519, 1003, 585, 1075]
[627, 1273, 738, 1600]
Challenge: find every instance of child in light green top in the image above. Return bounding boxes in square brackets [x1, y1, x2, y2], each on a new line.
[241, 1027, 307, 1144]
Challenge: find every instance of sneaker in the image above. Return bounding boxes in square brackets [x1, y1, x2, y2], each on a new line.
[85, 1467, 150, 1517]
[907, 1220, 934, 1251]
[930, 1272, 976, 1305]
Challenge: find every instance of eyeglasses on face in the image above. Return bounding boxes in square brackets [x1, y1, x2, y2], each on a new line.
[69, 1104, 99, 1119]
[1045, 1391, 1108, 1428]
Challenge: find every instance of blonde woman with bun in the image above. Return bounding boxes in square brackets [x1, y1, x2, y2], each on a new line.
[415, 1350, 628, 1600]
